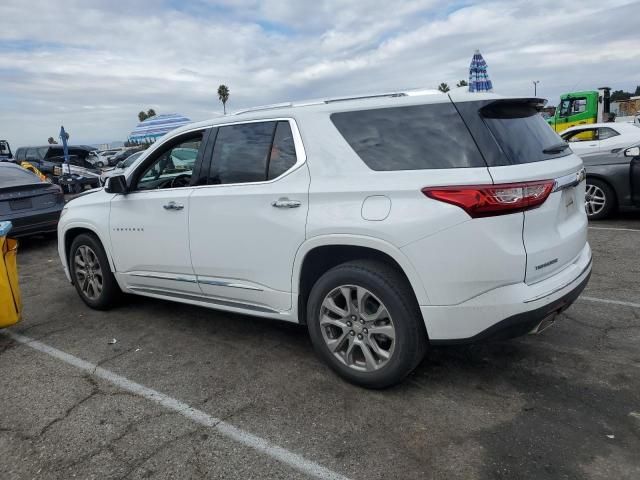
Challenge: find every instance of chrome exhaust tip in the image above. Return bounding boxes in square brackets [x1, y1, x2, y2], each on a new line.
[529, 313, 558, 335]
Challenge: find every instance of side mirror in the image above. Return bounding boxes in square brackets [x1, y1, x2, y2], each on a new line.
[624, 146, 640, 157]
[116, 161, 124, 169]
[105, 175, 128, 194]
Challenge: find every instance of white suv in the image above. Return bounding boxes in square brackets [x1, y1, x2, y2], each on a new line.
[57, 90, 592, 388]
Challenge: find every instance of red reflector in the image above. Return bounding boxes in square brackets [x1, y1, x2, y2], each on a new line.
[422, 180, 555, 218]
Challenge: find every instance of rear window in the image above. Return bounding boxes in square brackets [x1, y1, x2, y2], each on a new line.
[331, 103, 485, 171]
[481, 103, 570, 164]
[0, 165, 40, 186]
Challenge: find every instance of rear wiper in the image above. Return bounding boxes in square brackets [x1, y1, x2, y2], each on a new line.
[543, 142, 569, 154]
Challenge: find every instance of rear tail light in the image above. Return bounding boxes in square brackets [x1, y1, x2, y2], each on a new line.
[422, 180, 555, 218]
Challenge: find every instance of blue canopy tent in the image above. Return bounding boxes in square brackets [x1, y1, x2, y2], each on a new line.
[128, 114, 192, 143]
[468, 50, 493, 93]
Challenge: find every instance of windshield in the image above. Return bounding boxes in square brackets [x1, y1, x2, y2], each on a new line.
[482, 102, 571, 164]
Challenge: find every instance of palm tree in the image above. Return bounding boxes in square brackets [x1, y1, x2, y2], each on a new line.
[437, 82, 450, 93]
[217, 84, 230, 114]
[138, 111, 148, 122]
[456, 80, 468, 88]
[146, 108, 156, 118]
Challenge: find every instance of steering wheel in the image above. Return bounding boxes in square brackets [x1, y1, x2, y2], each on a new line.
[170, 173, 191, 188]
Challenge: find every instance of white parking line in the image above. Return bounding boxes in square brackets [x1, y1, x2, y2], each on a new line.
[5, 332, 351, 480]
[579, 296, 640, 309]
[588, 226, 640, 233]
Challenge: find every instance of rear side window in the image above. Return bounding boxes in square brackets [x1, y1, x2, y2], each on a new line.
[268, 122, 297, 179]
[481, 103, 570, 164]
[0, 165, 39, 185]
[330, 103, 485, 171]
[598, 127, 619, 140]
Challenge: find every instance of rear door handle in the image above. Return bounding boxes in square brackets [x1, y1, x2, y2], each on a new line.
[163, 201, 184, 211]
[271, 198, 301, 208]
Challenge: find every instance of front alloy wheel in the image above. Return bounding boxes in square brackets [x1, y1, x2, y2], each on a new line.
[320, 285, 396, 372]
[74, 245, 104, 300]
[70, 233, 121, 310]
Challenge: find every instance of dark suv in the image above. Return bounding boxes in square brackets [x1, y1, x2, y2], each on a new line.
[14, 145, 97, 176]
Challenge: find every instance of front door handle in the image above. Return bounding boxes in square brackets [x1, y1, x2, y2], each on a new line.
[163, 201, 184, 211]
[271, 198, 301, 208]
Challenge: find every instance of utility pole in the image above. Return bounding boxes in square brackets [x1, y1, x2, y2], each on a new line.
[533, 80, 540, 96]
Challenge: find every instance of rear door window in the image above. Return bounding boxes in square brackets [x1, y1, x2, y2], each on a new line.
[598, 127, 619, 140]
[268, 121, 297, 179]
[207, 122, 276, 184]
[481, 102, 571, 164]
[330, 103, 485, 171]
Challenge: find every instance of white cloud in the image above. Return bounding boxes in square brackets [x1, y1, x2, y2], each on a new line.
[0, 0, 639, 147]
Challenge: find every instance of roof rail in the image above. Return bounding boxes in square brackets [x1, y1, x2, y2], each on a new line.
[323, 92, 407, 104]
[234, 102, 293, 115]
[233, 88, 441, 115]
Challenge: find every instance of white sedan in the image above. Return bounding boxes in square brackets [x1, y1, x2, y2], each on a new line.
[561, 122, 640, 157]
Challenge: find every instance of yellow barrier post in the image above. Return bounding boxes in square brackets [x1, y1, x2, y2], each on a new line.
[0, 221, 22, 328]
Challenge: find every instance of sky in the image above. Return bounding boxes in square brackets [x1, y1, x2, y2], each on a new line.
[1, 0, 639, 147]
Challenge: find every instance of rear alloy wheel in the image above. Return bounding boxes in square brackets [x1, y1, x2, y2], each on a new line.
[70, 234, 121, 310]
[320, 285, 396, 372]
[307, 260, 427, 388]
[585, 179, 615, 220]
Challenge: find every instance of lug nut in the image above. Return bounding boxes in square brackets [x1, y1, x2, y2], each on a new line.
[349, 330, 355, 336]
[363, 328, 368, 334]
[346, 321, 352, 327]
[357, 334, 363, 340]
[351, 315, 357, 320]
[360, 319, 365, 324]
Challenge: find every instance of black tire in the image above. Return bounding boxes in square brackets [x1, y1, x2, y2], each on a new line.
[69, 233, 121, 310]
[307, 259, 427, 389]
[585, 178, 616, 220]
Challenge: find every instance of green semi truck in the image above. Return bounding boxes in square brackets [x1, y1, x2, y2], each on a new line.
[547, 87, 611, 133]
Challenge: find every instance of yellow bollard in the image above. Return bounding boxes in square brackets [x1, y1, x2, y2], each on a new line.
[0, 222, 22, 328]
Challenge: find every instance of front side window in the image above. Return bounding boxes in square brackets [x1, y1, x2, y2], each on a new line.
[559, 98, 587, 117]
[134, 134, 203, 191]
[562, 128, 598, 143]
[331, 103, 485, 171]
[208, 122, 276, 184]
[598, 127, 619, 140]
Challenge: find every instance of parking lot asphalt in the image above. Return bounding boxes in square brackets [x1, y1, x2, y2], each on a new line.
[1, 215, 639, 480]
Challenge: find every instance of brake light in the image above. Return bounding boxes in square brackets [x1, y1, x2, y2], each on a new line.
[422, 180, 555, 218]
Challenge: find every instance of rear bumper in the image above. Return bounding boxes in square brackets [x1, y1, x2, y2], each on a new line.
[423, 242, 592, 343]
[1, 208, 62, 237]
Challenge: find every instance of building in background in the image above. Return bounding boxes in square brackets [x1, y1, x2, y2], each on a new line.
[128, 113, 192, 144]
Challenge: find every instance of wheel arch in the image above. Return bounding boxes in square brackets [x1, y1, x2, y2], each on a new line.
[63, 224, 116, 278]
[585, 173, 620, 205]
[293, 235, 429, 325]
